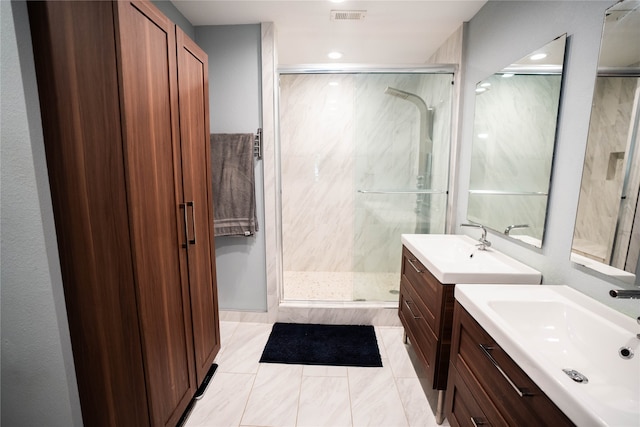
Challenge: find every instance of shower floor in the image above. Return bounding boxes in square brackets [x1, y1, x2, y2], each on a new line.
[282, 271, 400, 302]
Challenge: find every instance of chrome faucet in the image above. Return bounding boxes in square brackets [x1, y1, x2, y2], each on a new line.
[609, 289, 640, 299]
[610, 290, 640, 339]
[504, 224, 529, 235]
[461, 223, 491, 250]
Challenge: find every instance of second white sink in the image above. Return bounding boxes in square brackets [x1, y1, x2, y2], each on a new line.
[401, 234, 541, 284]
[455, 284, 640, 427]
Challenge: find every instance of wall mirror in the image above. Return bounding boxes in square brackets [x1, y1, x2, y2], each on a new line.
[467, 34, 567, 248]
[572, 0, 640, 285]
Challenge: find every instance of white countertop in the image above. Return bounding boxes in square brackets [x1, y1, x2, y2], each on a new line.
[401, 234, 541, 284]
[455, 284, 640, 427]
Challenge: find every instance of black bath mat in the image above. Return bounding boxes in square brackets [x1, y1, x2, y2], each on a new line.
[259, 322, 383, 367]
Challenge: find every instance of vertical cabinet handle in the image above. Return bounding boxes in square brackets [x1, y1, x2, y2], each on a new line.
[187, 201, 196, 245]
[180, 202, 189, 248]
[470, 417, 486, 427]
[479, 344, 532, 397]
[180, 201, 197, 248]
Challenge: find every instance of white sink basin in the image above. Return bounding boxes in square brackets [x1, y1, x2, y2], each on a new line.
[455, 284, 640, 427]
[401, 234, 541, 284]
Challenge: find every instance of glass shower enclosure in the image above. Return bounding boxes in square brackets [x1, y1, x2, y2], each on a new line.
[278, 69, 453, 303]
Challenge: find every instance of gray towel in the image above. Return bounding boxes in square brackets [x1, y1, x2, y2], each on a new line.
[210, 133, 258, 237]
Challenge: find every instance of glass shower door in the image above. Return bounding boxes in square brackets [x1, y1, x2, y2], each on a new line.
[352, 73, 453, 302]
[278, 71, 453, 303]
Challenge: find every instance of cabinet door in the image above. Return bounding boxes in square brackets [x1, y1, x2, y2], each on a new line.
[115, 2, 196, 425]
[27, 2, 150, 425]
[176, 27, 221, 385]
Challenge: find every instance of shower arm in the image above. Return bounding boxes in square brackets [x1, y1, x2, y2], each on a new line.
[383, 87, 433, 184]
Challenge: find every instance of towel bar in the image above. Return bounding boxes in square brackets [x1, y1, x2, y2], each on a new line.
[254, 128, 262, 159]
[357, 189, 448, 194]
[468, 190, 547, 196]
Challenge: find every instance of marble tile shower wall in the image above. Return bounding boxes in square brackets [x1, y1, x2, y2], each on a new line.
[280, 73, 451, 274]
[280, 74, 356, 273]
[469, 74, 561, 240]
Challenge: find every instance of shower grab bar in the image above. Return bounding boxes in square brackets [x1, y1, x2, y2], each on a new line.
[468, 190, 548, 196]
[357, 189, 448, 194]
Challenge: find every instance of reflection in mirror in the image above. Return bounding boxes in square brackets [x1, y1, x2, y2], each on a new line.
[572, 0, 640, 285]
[467, 35, 567, 247]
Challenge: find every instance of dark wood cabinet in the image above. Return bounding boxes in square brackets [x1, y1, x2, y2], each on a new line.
[398, 246, 455, 391]
[28, 2, 220, 426]
[445, 302, 574, 427]
[176, 27, 221, 388]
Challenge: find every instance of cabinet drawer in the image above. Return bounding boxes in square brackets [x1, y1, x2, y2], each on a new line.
[401, 247, 440, 330]
[446, 365, 497, 427]
[399, 277, 438, 382]
[450, 303, 574, 427]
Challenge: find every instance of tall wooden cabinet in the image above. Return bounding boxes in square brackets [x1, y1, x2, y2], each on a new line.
[27, 1, 220, 426]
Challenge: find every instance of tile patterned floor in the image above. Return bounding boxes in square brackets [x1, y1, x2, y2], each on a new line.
[183, 321, 449, 427]
[283, 271, 399, 302]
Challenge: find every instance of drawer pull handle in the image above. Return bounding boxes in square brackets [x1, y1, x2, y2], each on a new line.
[470, 417, 486, 427]
[479, 344, 532, 398]
[404, 300, 421, 319]
[408, 258, 424, 273]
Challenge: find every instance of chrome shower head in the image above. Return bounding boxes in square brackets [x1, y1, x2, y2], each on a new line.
[384, 86, 428, 112]
[384, 86, 412, 99]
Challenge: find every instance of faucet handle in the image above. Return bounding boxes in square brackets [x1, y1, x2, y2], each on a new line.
[462, 223, 491, 250]
[477, 240, 491, 249]
[504, 224, 529, 235]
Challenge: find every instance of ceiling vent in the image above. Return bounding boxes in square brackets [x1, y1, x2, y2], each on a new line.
[330, 10, 367, 21]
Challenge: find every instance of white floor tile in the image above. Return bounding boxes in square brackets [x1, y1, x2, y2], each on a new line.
[348, 365, 409, 427]
[240, 363, 303, 427]
[214, 321, 240, 364]
[297, 376, 352, 427]
[395, 378, 444, 427]
[373, 328, 389, 360]
[220, 321, 240, 344]
[302, 365, 348, 377]
[378, 327, 417, 378]
[216, 322, 273, 374]
[184, 372, 254, 427]
[193, 321, 441, 427]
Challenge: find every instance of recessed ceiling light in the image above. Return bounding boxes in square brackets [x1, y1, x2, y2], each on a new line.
[475, 87, 487, 93]
[329, 0, 345, 3]
[328, 51, 343, 59]
[477, 133, 489, 139]
[480, 82, 491, 88]
[329, 81, 339, 86]
[502, 73, 515, 78]
[530, 53, 547, 61]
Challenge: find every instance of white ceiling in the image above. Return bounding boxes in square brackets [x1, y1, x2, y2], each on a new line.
[171, 1, 487, 65]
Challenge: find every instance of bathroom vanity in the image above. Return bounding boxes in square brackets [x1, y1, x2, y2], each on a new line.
[450, 284, 639, 427]
[445, 301, 573, 426]
[398, 234, 542, 423]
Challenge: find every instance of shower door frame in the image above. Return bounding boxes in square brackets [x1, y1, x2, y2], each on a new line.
[274, 64, 457, 305]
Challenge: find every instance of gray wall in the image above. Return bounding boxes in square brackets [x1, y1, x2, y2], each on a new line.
[195, 25, 268, 311]
[1, 1, 82, 425]
[152, 0, 195, 40]
[458, 1, 637, 316]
